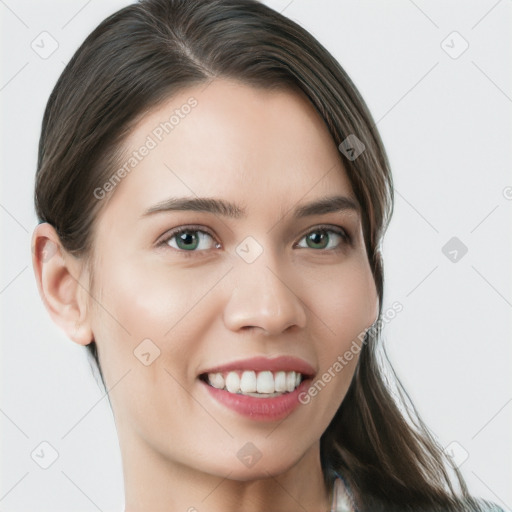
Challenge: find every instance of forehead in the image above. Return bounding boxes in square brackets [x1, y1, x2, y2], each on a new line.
[103, 78, 356, 220]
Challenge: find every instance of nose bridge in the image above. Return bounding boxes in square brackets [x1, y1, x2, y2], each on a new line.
[223, 241, 307, 335]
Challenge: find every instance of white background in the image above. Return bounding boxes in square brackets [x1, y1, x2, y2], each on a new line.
[1, 1, 511, 510]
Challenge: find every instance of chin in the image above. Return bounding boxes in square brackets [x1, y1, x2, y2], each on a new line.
[205, 448, 307, 481]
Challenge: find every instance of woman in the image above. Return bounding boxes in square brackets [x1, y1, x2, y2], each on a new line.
[31, 0, 504, 510]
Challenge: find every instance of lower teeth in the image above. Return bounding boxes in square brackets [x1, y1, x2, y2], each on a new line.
[235, 391, 285, 398]
[209, 386, 295, 398]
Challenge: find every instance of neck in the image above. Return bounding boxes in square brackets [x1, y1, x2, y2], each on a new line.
[120, 428, 332, 512]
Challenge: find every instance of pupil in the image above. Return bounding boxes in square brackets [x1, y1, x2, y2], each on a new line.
[180, 232, 196, 247]
[309, 231, 327, 248]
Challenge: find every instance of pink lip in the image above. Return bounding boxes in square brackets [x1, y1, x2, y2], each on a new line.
[198, 356, 316, 422]
[200, 377, 312, 422]
[199, 355, 316, 377]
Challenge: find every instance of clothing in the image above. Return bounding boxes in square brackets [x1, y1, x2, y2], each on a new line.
[331, 473, 357, 512]
[329, 473, 506, 512]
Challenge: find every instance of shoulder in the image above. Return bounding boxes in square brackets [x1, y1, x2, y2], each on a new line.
[476, 499, 507, 512]
[459, 497, 507, 512]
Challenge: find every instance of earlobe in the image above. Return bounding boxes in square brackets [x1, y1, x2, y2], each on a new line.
[31, 223, 93, 346]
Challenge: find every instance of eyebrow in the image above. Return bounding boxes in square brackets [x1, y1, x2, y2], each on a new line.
[143, 194, 359, 219]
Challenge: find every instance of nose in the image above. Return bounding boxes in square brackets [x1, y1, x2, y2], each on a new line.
[223, 256, 307, 336]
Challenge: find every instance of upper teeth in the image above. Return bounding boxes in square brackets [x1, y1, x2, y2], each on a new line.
[207, 370, 302, 396]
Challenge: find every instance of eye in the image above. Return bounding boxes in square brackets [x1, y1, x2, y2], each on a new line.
[296, 225, 350, 251]
[157, 224, 351, 255]
[159, 226, 219, 253]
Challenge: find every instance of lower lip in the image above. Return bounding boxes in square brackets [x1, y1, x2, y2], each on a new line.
[200, 378, 311, 422]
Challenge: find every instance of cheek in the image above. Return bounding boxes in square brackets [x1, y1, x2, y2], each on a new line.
[88, 259, 222, 432]
[303, 260, 378, 396]
[92, 249, 377, 375]
[289, 260, 377, 430]
[89, 255, 228, 377]
[301, 258, 377, 341]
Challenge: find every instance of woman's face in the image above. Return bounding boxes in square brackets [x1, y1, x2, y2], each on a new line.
[86, 78, 378, 479]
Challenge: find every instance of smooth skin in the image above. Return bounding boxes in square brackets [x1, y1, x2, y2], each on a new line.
[32, 78, 379, 512]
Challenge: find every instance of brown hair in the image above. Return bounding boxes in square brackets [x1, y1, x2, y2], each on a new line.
[34, 1, 494, 510]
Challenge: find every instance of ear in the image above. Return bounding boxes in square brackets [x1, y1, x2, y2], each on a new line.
[31, 223, 93, 346]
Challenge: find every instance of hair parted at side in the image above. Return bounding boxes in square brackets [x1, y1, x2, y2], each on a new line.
[35, 1, 495, 510]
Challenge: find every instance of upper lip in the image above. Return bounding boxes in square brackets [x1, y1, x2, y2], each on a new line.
[199, 356, 316, 378]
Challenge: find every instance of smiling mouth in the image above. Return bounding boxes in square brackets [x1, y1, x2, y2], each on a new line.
[199, 370, 305, 398]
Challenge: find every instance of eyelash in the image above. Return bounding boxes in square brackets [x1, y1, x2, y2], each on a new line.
[157, 224, 352, 257]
